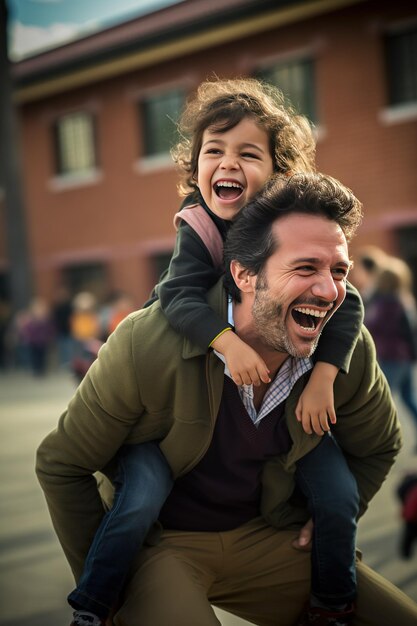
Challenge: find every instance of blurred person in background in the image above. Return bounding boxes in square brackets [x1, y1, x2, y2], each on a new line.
[364, 257, 417, 451]
[0, 298, 12, 370]
[106, 292, 135, 337]
[52, 285, 74, 369]
[24, 297, 55, 376]
[70, 292, 102, 383]
[397, 472, 417, 559]
[350, 246, 387, 306]
[8, 306, 32, 370]
[99, 291, 135, 341]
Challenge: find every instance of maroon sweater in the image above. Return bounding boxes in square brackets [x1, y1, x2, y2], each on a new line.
[159, 377, 292, 531]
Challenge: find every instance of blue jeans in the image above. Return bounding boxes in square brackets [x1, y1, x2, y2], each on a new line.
[295, 433, 359, 606]
[68, 442, 173, 619]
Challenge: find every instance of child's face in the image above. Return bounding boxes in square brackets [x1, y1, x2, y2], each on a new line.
[197, 117, 273, 221]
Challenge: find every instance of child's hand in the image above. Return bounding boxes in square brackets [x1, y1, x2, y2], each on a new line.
[295, 362, 338, 435]
[212, 330, 270, 386]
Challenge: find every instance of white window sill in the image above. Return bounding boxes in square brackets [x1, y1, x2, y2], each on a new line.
[379, 103, 417, 125]
[48, 168, 103, 192]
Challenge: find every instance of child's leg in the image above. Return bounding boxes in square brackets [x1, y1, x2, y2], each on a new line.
[68, 441, 173, 619]
[295, 433, 359, 608]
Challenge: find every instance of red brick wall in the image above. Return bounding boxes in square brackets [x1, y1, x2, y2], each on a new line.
[12, 0, 417, 304]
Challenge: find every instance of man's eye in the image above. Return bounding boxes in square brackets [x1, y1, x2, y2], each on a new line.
[332, 268, 348, 280]
[297, 266, 315, 273]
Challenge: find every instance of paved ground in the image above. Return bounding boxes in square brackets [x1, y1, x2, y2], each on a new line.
[0, 370, 416, 626]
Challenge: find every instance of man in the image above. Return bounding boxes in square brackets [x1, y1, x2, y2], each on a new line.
[36, 173, 416, 626]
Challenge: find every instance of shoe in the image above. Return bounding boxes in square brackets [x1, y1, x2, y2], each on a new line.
[296, 603, 355, 626]
[70, 610, 106, 626]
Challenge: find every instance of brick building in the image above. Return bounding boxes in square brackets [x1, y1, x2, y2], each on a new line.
[1, 0, 417, 306]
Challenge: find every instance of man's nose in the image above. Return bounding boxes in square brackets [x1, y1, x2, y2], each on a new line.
[311, 272, 339, 302]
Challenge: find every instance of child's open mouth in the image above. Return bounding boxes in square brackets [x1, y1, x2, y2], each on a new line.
[214, 181, 243, 201]
[291, 306, 331, 332]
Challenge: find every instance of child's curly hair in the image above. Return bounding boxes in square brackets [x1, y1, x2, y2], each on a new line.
[171, 77, 316, 197]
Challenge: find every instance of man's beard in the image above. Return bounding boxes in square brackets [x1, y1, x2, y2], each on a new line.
[252, 274, 321, 358]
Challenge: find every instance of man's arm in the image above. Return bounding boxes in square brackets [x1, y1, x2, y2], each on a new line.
[36, 316, 145, 580]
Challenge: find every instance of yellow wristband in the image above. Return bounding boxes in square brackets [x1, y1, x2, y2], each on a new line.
[209, 326, 233, 347]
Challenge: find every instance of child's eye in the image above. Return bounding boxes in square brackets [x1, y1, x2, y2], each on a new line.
[241, 152, 259, 159]
[205, 148, 222, 155]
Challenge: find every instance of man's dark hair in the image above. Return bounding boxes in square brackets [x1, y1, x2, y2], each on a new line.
[223, 172, 363, 302]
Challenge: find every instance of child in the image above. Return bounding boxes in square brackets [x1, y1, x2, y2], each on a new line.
[69, 78, 363, 626]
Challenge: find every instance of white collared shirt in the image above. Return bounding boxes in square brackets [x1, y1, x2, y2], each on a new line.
[215, 300, 312, 426]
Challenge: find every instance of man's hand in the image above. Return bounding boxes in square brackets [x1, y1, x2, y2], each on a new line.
[292, 519, 313, 551]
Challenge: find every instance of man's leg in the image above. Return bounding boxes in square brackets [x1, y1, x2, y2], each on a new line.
[211, 523, 417, 626]
[355, 558, 417, 626]
[210, 521, 311, 626]
[114, 520, 417, 626]
[114, 532, 222, 626]
[115, 520, 311, 626]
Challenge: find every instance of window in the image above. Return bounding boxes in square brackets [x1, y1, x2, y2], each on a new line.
[140, 88, 184, 158]
[257, 58, 316, 123]
[151, 250, 173, 285]
[384, 24, 417, 107]
[54, 111, 97, 176]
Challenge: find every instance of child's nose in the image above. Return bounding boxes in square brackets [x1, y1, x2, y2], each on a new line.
[220, 154, 239, 169]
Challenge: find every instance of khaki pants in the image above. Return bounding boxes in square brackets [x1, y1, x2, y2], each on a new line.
[115, 518, 417, 626]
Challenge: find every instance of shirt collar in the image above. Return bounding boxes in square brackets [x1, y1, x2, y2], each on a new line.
[215, 298, 312, 425]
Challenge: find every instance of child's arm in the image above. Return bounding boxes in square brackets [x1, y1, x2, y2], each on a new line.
[211, 329, 270, 386]
[296, 281, 364, 434]
[157, 221, 270, 386]
[156, 222, 229, 349]
[295, 362, 338, 435]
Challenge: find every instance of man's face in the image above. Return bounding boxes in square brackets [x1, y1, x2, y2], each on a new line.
[251, 213, 350, 358]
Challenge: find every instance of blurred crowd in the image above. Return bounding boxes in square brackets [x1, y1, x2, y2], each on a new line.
[351, 246, 417, 449]
[0, 287, 135, 378]
[351, 246, 417, 561]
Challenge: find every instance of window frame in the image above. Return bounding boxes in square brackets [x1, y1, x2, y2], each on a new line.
[51, 109, 101, 188]
[138, 86, 185, 164]
[255, 53, 318, 125]
[380, 18, 417, 125]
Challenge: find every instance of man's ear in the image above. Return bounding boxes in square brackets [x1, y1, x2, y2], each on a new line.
[230, 260, 256, 293]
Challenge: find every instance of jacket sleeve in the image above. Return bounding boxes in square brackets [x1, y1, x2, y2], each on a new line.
[156, 223, 231, 349]
[35, 317, 145, 581]
[332, 326, 402, 517]
[313, 280, 364, 373]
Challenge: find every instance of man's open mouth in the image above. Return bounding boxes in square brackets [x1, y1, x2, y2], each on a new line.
[291, 306, 331, 332]
[214, 181, 243, 201]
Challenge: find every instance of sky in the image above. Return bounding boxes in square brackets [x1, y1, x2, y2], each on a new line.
[6, 0, 182, 60]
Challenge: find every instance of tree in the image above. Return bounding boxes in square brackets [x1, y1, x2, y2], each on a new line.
[0, 0, 33, 311]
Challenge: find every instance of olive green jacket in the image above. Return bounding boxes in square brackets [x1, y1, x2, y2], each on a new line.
[36, 280, 402, 581]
